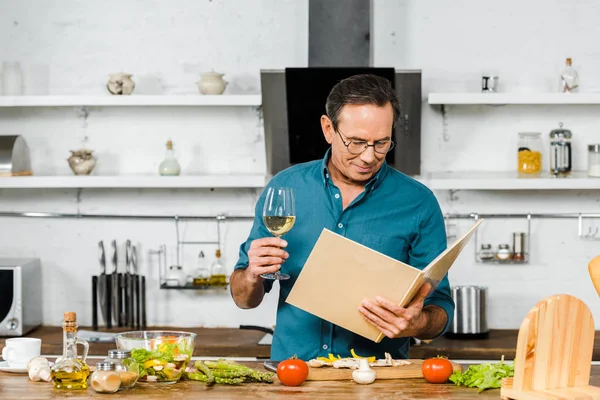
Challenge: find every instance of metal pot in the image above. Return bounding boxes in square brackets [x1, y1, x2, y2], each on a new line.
[446, 286, 489, 339]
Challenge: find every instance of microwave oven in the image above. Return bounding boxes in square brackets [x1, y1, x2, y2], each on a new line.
[0, 258, 42, 336]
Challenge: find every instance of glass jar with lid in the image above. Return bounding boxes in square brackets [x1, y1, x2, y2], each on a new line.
[549, 123, 573, 177]
[90, 362, 121, 394]
[588, 144, 600, 177]
[495, 244, 512, 261]
[478, 244, 495, 261]
[517, 132, 542, 176]
[103, 349, 139, 389]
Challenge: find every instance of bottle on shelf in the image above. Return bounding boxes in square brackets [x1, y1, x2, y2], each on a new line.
[192, 250, 210, 288]
[559, 57, 579, 93]
[158, 139, 181, 176]
[209, 249, 227, 287]
[50, 312, 90, 390]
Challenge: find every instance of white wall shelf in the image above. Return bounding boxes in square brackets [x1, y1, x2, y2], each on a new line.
[428, 93, 600, 105]
[0, 175, 267, 189]
[419, 171, 600, 190]
[0, 95, 262, 107]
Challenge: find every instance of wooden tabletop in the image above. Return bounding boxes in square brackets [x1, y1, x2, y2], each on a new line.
[6, 327, 600, 361]
[7, 361, 600, 399]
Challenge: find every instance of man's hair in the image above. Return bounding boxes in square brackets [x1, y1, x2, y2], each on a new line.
[325, 74, 401, 131]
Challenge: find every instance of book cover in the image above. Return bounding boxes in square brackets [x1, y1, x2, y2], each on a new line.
[286, 219, 483, 343]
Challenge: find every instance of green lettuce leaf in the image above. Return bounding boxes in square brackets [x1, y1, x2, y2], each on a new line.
[449, 359, 514, 393]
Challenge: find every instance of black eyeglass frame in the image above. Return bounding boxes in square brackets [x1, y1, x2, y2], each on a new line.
[335, 128, 396, 155]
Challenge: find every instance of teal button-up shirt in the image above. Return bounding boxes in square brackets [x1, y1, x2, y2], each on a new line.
[234, 150, 454, 361]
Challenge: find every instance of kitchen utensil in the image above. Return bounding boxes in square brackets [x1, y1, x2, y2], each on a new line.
[500, 294, 599, 400]
[549, 122, 573, 177]
[292, 359, 461, 381]
[97, 241, 107, 326]
[446, 286, 489, 338]
[92, 275, 98, 331]
[124, 240, 132, 327]
[131, 246, 140, 329]
[141, 276, 146, 330]
[111, 240, 120, 326]
[588, 255, 600, 297]
[0, 135, 32, 176]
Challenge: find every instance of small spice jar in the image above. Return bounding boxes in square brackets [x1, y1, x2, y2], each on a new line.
[104, 349, 139, 389]
[91, 362, 121, 394]
[478, 244, 495, 261]
[588, 144, 600, 178]
[496, 244, 512, 261]
[517, 132, 542, 176]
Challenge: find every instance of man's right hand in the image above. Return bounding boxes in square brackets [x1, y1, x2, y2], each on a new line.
[245, 237, 289, 281]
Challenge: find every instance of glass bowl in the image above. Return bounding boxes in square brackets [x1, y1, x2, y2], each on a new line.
[115, 331, 196, 384]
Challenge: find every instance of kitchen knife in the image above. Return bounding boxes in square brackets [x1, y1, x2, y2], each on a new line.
[97, 241, 108, 326]
[92, 275, 98, 331]
[111, 240, 120, 326]
[125, 240, 133, 328]
[141, 275, 147, 330]
[132, 246, 140, 329]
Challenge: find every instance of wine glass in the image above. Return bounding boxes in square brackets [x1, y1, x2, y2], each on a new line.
[261, 187, 296, 280]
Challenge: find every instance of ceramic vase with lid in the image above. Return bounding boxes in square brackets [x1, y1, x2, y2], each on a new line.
[197, 70, 228, 95]
[107, 73, 135, 95]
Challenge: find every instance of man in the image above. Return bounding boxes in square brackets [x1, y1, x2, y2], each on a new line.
[230, 74, 454, 361]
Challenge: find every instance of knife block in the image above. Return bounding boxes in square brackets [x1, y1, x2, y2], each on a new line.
[500, 294, 600, 400]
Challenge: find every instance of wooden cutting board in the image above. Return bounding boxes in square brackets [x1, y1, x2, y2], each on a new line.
[306, 359, 462, 381]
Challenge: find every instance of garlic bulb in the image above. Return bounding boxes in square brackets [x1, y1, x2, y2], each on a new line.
[352, 358, 376, 384]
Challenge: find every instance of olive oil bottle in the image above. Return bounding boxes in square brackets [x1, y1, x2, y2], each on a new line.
[51, 312, 90, 389]
[209, 249, 228, 286]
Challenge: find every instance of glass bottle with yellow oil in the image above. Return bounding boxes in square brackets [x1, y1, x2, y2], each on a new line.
[50, 311, 90, 389]
[192, 250, 210, 288]
[209, 249, 227, 286]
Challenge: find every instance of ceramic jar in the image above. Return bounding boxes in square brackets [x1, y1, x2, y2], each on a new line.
[107, 73, 135, 95]
[164, 265, 187, 287]
[68, 149, 97, 175]
[197, 71, 227, 95]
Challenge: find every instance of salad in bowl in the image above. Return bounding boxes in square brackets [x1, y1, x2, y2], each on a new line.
[115, 331, 196, 383]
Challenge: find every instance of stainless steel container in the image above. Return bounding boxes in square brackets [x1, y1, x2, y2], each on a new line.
[0, 135, 32, 176]
[447, 286, 489, 339]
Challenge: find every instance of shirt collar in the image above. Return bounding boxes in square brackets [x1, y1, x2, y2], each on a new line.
[320, 147, 388, 191]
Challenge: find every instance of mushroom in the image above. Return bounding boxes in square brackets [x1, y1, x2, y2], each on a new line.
[27, 356, 51, 382]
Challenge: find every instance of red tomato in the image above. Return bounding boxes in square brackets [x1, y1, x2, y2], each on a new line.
[277, 357, 309, 386]
[421, 357, 454, 384]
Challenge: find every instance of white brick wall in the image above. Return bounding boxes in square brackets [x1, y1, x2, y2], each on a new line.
[0, 0, 599, 331]
[373, 0, 600, 328]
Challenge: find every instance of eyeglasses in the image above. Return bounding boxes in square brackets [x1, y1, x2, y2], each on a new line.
[335, 129, 395, 155]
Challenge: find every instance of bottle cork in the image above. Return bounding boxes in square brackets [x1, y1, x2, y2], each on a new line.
[64, 311, 76, 322]
[166, 140, 173, 150]
[216, 249, 221, 258]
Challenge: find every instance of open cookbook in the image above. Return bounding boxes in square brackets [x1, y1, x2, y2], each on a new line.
[286, 219, 484, 343]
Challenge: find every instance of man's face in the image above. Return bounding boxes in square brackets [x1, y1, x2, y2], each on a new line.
[321, 102, 394, 184]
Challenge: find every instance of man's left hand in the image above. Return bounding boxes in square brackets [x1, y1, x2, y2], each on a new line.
[358, 283, 432, 339]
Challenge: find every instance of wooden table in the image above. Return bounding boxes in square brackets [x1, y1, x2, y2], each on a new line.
[6, 327, 600, 361]
[8, 361, 600, 399]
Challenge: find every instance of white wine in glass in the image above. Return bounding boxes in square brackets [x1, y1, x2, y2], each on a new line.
[261, 187, 295, 280]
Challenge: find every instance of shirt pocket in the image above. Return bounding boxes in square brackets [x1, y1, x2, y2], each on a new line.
[360, 233, 408, 262]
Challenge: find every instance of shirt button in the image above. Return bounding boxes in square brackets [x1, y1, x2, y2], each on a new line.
[322, 344, 328, 350]
[334, 194, 340, 199]
[326, 174, 330, 178]
[338, 223, 343, 228]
